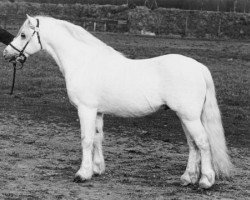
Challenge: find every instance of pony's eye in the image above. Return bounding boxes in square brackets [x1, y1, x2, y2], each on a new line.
[20, 33, 26, 39]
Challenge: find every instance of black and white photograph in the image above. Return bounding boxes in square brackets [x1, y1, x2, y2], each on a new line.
[0, 0, 249, 199]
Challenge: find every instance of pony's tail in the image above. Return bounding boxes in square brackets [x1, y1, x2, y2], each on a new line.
[201, 66, 233, 178]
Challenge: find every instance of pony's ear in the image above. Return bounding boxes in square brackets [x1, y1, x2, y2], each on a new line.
[26, 14, 36, 29]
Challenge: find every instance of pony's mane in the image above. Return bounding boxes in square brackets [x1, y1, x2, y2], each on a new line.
[36, 16, 123, 56]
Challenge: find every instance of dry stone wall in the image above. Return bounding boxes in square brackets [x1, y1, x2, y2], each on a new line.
[1, 2, 250, 39]
[128, 6, 250, 39]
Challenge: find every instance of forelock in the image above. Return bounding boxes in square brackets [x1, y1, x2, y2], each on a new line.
[17, 19, 29, 36]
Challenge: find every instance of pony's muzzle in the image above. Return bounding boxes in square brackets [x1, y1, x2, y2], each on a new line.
[3, 48, 15, 59]
[3, 48, 26, 63]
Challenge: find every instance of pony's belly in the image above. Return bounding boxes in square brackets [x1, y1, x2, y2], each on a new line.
[99, 106, 161, 117]
[98, 98, 163, 117]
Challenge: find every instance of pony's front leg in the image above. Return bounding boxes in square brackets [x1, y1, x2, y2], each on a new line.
[74, 106, 97, 182]
[93, 113, 105, 176]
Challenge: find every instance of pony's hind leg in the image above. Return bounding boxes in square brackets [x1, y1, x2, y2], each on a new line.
[180, 122, 201, 186]
[93, 113, 105, 176]
[181, 118, 215, 189]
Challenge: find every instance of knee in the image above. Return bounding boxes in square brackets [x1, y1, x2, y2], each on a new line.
[196, 138, 210, 151]
[82, 138, 94, 150]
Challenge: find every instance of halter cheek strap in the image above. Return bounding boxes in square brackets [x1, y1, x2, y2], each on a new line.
[9, 18, 42, 63]
[36, 19, 43, 49]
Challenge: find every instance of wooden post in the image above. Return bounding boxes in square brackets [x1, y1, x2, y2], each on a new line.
[4, 14, 7, 29]
[104, 22, 107, 32]
[234, 0, 238, 13]
[93, 22, 96, 31]
[185, 16, 188, 36]
[244, 0, 247, 13]
[218, 18, 221, 36]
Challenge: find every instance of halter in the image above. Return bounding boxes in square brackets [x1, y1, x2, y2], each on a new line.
[9, 18, 43, 63]
[8, 18, 42, 95]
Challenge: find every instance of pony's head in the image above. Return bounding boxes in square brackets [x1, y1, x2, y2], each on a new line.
[3, 15, 43, 63]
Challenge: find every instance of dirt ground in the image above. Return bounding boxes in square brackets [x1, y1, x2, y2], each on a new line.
[0, 33, 249, 200]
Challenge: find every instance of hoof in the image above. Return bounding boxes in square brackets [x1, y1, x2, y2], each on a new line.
[199, 181, 212, 189]
[73, 175, 88, 183]
[181, 171, 199, 186]
[181, 179, 191, 186]
[180, 174, 191, 186]
[93, 168, 105, 177]
[189, 172, 199, 184]
[199, 175, 214, 189]
[93, 163, 105, 176]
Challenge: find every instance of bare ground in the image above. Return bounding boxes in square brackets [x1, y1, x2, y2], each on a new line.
[0, 34, 249, 199]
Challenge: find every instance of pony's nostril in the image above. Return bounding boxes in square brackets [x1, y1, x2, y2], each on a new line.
[3, 49, 9, 57]
[3, 50, 8, 58]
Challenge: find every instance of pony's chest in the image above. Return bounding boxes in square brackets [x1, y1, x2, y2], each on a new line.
[65, 74, 98, 107]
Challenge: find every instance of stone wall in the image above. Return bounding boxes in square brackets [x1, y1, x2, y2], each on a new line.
[128, 6, 250, 39]
[1, 2, 250, 39]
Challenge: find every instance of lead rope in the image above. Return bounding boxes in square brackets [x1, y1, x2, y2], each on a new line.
[10, 62, 24, 95]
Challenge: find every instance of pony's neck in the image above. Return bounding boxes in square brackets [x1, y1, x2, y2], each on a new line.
[39, 17, 118, 75]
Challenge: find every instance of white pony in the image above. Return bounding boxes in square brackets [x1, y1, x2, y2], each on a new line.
[3, 15, 233, 189]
